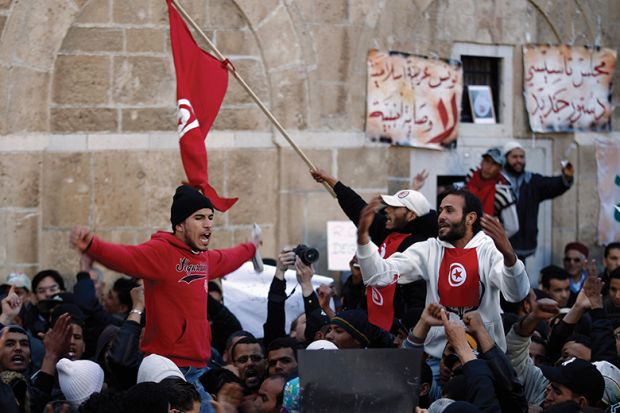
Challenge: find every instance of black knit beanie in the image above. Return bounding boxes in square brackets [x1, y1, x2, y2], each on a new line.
[170, 185, 214, 230]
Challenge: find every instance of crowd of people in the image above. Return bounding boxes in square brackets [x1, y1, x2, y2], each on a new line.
[0, 140, 618, 413]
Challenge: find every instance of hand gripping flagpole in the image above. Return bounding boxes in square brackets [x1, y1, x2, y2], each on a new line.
[171, 0, 336, 198]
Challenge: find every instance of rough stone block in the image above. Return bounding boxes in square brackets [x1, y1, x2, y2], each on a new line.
[206, 0, 247, 30]
[271, 67, 308, 129]
[150, 0, 207, 26]
[41, 152, 91, 228]
[338, 147, 388, 189]
[0, 0, 12, 9]
[51, 108, 118, 132]
[227, 149, 278, 225]
[233, 0, 278, 27]
[318, 82, 347, 123]
[577, 145, 598, 180]
[76, 0, 110, 23]
[315, 26, 350, 82]
[232, 225, 276, 261]
[215, 30, 260, 56]
[39, 230, 75, 277]
[256, 6, 301, 70]
[7, 1, 78, 71]
[61, 27, 123, 52]
[7, 67, 50, 132]
[277, 193, 306, 248]
[112, 0, 149, 24]
[143, 150, 189, 228]
[0, 15, 6, 35]
[387, 146, 412, 178]
[126, 28, 166, 53]
[207, 228, 233, 251]
[0, 153, 41, 208]
[280, 148, 331, 191]
[53, 55, 111, 105]
[92, 152, 149, 228]
[212, 107, 270, 131]
[113, 56, 174, 106]
[6, 210, 38, 264]
[221, 59, 269, 105]
[313, 0, 349, 24]
[122, 108, 174, 132]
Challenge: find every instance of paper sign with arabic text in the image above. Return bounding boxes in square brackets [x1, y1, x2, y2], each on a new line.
[523, 45, 616, 132]
[366, 49, 463, 149]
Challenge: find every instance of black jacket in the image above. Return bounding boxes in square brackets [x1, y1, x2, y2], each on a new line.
[505, 172, 571, 257]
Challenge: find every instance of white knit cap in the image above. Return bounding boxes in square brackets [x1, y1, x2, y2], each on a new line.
[502, 140, 524, 156]
[594, 361, 620, 406]
[137, 354, 185, 383]
[380, 190, 431, 216]
[306, 339, 338, 350]
[56, 358, 104, 407]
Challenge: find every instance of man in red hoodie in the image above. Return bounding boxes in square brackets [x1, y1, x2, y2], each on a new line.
[70, 185, 258, 412]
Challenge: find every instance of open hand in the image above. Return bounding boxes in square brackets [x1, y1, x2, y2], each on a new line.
[411, 169, 429, 191]
[481, 214, 516, 266]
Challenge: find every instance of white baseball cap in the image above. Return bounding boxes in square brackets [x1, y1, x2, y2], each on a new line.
[4, 272, 31, 291]
[380, 190, 431, 216]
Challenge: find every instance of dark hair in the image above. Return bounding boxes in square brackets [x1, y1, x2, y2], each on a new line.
[500, 292, 528, 315]
[540, 265, 569, 289]
[439, 189, 482, 234]
[609, 267, 620, 282]
[230, 337, 263, 362]
[565, 334, 592, 349]
[79, 389, 124, 413]
[225, 330, 255, 354]
[160, 377, 200, 411]
[32, 269, 65, 292]
[122, 382, 169, 413]
[420, 360, 433, 385]
[266, 337, 301, 361]
[532, 288, 551, 300]
[113, 278, 140, 310]
[605, 242, 620, 258]
[289, 312, 304, 334]
[531, 334, 548, 348]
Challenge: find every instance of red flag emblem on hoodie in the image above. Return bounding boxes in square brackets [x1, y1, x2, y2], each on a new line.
[438, 248, 480, 309]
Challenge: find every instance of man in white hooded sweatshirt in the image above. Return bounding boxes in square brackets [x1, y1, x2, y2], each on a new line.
[356, 188, 529, 359]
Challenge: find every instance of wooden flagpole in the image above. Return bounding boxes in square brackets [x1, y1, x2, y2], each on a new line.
[171, 0, 336, 198]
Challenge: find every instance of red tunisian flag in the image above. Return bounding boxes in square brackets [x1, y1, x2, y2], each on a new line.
[167, 0, 237, 211]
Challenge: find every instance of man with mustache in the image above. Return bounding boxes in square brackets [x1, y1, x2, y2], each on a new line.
[356, 188, 529, 360]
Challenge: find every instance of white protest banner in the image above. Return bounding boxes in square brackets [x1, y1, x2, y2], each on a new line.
[523, 45, 616, 132]
[221, 262, 333, 338]
[595, 135, 620, 245]
[327, 221, 357, 271]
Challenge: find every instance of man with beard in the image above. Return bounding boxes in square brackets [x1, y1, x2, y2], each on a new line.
[310, 168, 437, 330]
[356, 188, 529, 360]
[502, 141, 574, 262]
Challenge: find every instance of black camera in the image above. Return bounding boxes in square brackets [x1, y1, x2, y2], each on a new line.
[292, 244, 319, 266]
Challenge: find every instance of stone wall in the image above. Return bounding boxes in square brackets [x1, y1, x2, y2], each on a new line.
[0, 0, 618, 282]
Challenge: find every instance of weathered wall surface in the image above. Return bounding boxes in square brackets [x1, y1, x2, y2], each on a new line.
[0, 0, 618, 282]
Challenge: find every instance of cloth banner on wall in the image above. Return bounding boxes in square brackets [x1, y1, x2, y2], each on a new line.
[595, 135, 620, 245]
[366, 49, 463, 149]
[523, 44, 616, 133]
